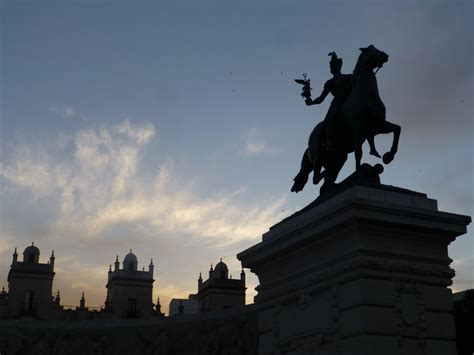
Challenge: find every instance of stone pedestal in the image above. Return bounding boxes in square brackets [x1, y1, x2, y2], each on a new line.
[237, 184, 471, 355]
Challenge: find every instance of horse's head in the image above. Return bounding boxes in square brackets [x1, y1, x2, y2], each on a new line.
[355, 45, 389, 72]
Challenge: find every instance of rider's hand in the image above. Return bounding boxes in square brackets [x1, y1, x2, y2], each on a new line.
[305, 98, 313, 106]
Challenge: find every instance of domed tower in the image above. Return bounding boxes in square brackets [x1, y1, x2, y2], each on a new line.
[6, 243, 56, 319]
[196, 258, 246, 313]
[105, 250, 155, 319]
[214, 259, 229, 279]
[23, 244, 40, 264]
[123, 250, 138, 271]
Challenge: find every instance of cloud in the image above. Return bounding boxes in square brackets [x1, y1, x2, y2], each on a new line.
[243, 128, 279, 156]
[451, 256, 474, 292]
[2, 121, 285, 246]
[49, 105, 77, 119]
[1, 120, 287, 308]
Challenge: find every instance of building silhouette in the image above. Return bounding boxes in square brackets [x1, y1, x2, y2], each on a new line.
[2, 244, 56, 319]
[0, 245, 163, 320]
[196, 259, 246, 312]
[105, 250, 155, 319]
[168, 297, 199, 316]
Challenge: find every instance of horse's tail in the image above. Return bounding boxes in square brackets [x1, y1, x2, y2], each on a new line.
[291, 149, 311, 193]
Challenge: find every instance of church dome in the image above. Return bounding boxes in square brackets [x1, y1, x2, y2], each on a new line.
[124, 250, 138, 263]
[123, 249, 138, 271]
[23, 243, 40, 263]
[214, 259, 229, 279]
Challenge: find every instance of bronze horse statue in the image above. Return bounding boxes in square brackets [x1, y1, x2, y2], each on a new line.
[292, 45, 401, 194]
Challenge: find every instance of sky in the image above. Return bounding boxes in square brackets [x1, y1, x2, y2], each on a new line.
[0, 0, 472, 315]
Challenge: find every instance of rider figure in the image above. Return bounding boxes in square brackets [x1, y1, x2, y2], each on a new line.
[305, 52, 352, 151]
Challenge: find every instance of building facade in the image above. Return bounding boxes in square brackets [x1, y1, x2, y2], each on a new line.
[196, 259, 246, 313]
[0, 245, 161, 320]
[104, 250, 155, 319]
[1, 244, 57, 320]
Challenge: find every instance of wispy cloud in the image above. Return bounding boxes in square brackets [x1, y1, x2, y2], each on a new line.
[0, 120, 287, 309]
[1, 121, 285, 246]
[243, 128, 279, 156]
[49, 105, 77, 119]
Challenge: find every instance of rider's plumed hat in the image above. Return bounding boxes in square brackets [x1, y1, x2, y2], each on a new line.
[328, 51, 343, 72]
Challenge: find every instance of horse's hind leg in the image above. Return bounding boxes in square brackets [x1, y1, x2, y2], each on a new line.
[291, 149, 312, 192]
[367, 135, 381, 158]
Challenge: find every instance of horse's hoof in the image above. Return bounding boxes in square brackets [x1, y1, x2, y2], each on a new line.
[382, 152, 394, 164]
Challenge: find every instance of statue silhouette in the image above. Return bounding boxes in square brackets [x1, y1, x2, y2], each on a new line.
[292, 45, 401, 194]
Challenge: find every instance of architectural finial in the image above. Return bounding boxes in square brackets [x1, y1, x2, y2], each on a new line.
[220, 257, 222, 262]
[51, 250, 55, 257]
[116, 254, 119, 262]
[130, 249, 132, 253]
[12, 247, 18, 263]
[150, 258, 154, 266]
[32, 242, 34, 246]
[80, 292, 86, 309]
[109, 264, 112, 272]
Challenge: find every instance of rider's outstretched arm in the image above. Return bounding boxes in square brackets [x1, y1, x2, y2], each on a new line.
[307, 81, 330, 106]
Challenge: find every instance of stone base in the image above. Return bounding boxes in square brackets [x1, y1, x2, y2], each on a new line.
[238, 183, 471, 355]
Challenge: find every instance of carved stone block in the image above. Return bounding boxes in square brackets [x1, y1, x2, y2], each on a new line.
[238, 183, 471, 355]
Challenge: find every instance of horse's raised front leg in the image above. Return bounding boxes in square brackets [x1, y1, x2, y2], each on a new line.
[379, 121, 401, 164]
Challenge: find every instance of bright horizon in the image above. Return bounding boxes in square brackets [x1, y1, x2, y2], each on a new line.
[1, 1, 472, 315]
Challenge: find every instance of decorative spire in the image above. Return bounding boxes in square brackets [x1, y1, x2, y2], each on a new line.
[156, 297, 162, 315]
[109, 264, 112, 272]
[49, 250, 55, 269]
[32, 242, 34, 246]
[114, 254, 120, 271]
[55, 290, 61, 304]
[240, 267, 246, 284]
[12, 247, 18, 263]
[130, 249, 132, 253]
[148, 258, 154, 274]
[80, 292, 86, 309]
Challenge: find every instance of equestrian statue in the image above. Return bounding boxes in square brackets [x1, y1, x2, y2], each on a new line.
[292, 45, 401, 194]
